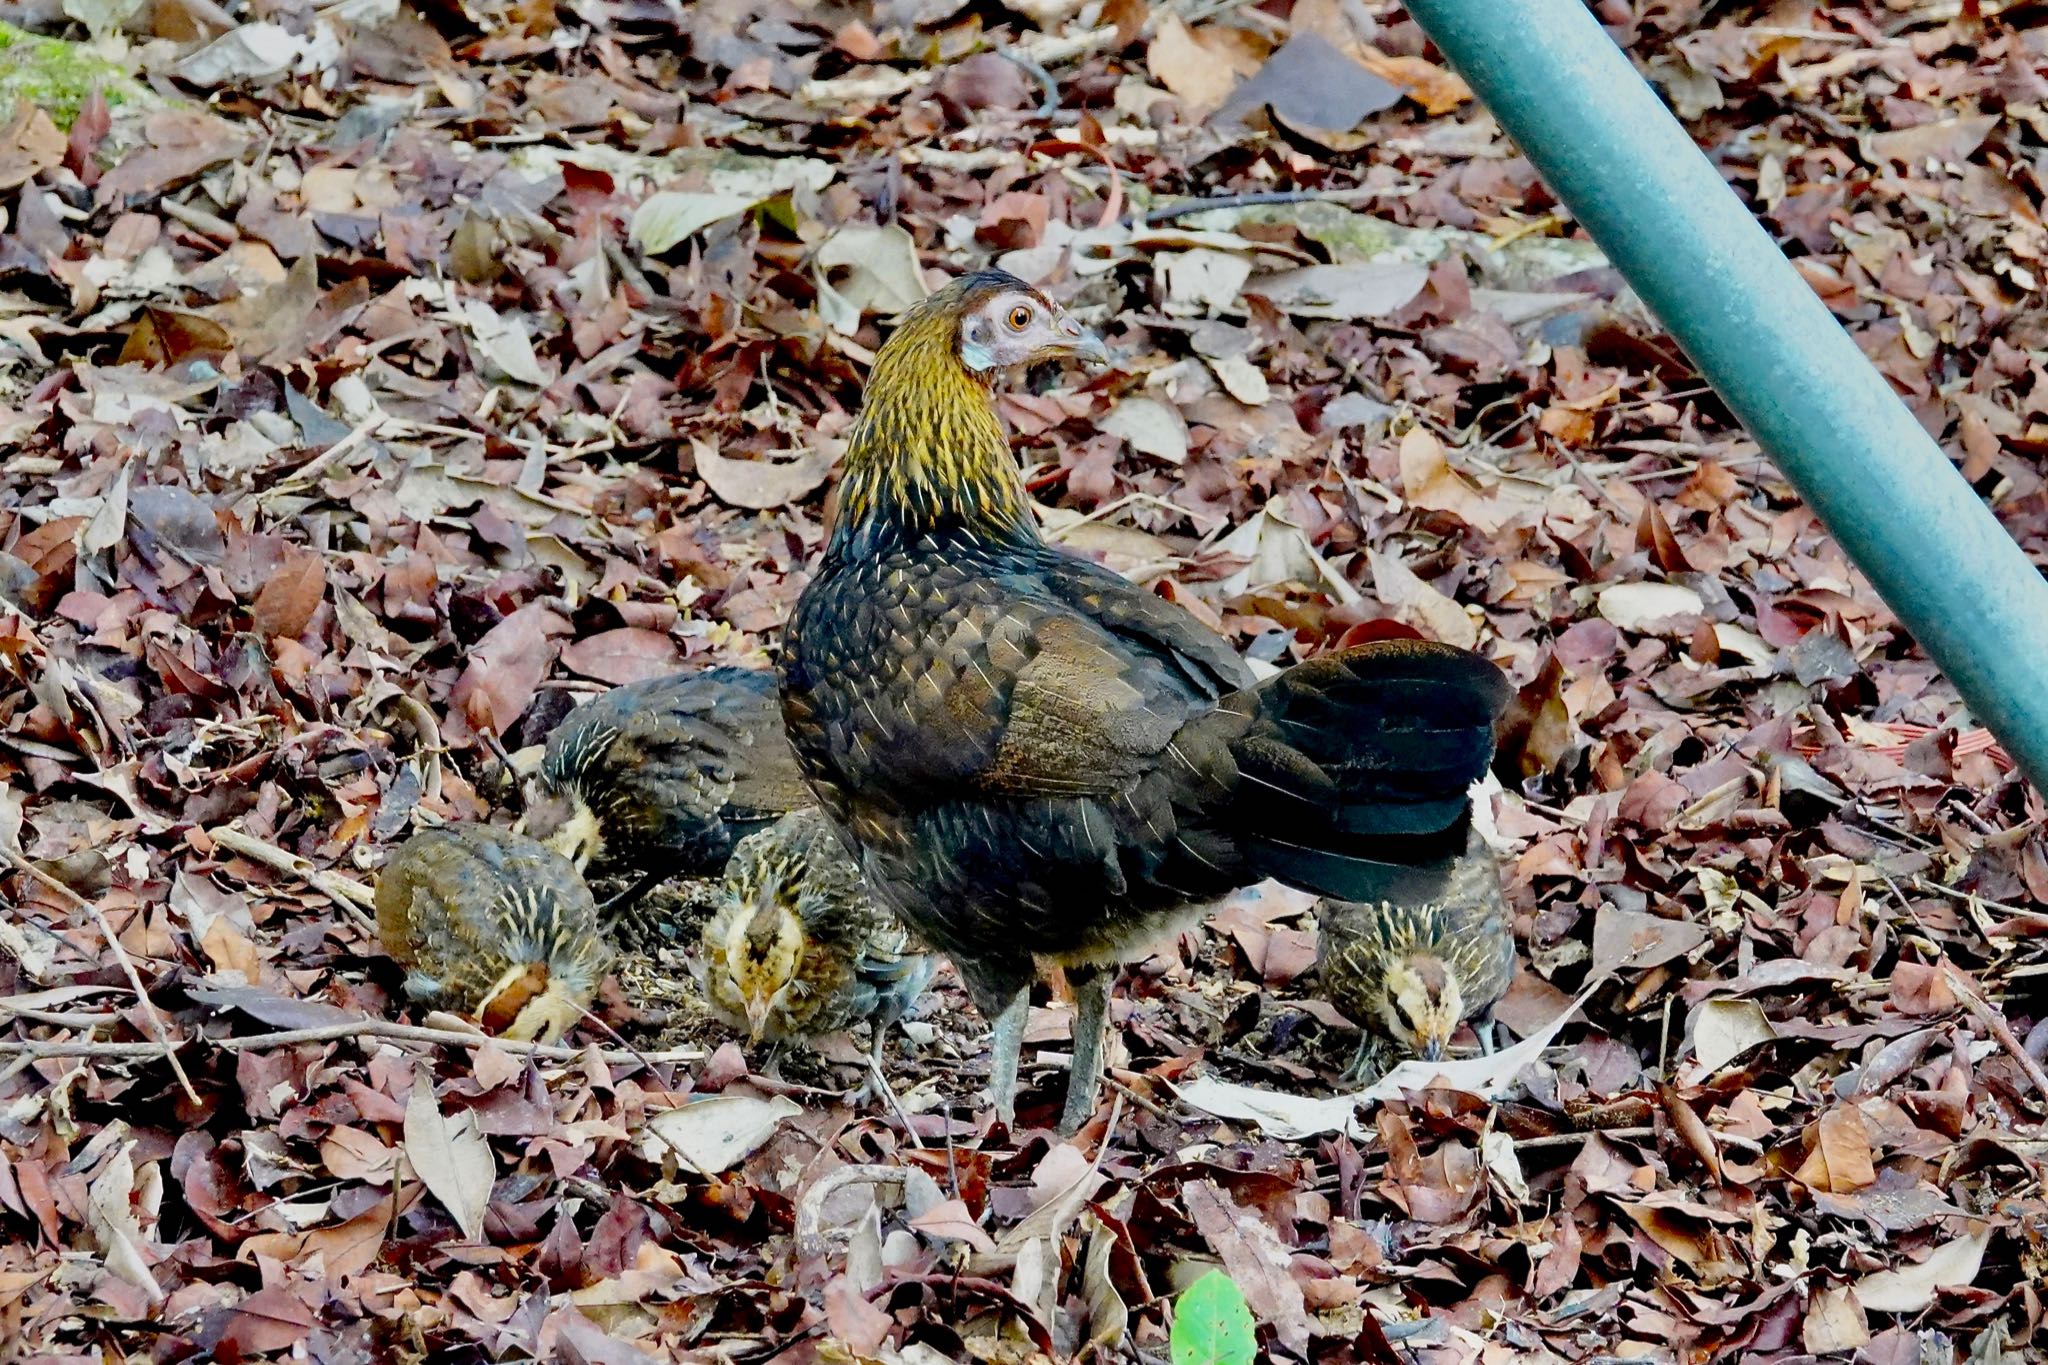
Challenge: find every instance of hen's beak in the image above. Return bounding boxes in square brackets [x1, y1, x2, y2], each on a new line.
[1050, 310, 1110, 367]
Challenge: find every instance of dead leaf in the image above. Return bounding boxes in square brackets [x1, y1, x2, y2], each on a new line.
[449, 603, 569, 737]
[1368, 547, 1475, 647]
[1592, 905, 1708, 977]
[1100, 395, 1188, 464]
[1853, 1224, 1991, 1312]
[1247, 263, 1429, 319]
[1794, 1105, 1876, 1194]
[1597, 581, 1705, 634]
[403, 1067, 494, 1242]
[1690, 999, 1778, 1075]
[640, 1095, 800, 1175]
[1146, 15, 1260, 119]
[0, 104, 66, 192]
[692, 437, 835, 510]
[251, 551, 324, 640]
[1217, 32, 1400, 144]
[559, 628, 682, 685]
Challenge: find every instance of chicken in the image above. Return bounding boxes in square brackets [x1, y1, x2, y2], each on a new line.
[779, 270, 1512, 1132]
[375, 823, 611, 1043]
[698, 808, 933, 1084]
[1316, 828, 1515, 1080]
[519, 668, 811, 912]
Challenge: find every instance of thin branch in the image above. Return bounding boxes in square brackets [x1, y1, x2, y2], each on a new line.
[0, 1039, 194, 1060]
[206, 826, 377, 930]
[3, 850, 200, 1104]
[1131, 187, 1400, 226]
[1940, 961, 2048, 1105]
[210, 1015, 705, 1066]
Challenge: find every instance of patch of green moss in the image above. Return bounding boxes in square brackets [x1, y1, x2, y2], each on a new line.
[0, 21, 147, 131]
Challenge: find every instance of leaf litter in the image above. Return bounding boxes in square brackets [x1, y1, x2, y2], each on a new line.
[1, 0, 2046, 1362]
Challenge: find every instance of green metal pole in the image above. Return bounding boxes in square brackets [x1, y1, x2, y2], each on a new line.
[1405, 0, 2048, 794]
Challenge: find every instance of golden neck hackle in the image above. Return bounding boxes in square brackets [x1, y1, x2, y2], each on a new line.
[829, 298, 1035, 554]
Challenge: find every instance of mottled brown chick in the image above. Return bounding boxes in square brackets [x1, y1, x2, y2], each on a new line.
[780, 270, 1510, 1133]
[519, 668, 811, 908]
[698, 808, 932, 1077]
[376, 824, 612, 1043]
[1317, 828, 1515, 1079]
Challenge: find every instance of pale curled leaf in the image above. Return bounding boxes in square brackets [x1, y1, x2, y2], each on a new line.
[403, 1068, 494, 1242]
[640, 1094, 800, 1175]
[1853, 1224, 1991, 1313]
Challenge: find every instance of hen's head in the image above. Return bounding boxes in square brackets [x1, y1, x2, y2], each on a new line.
[1375, 952, 1466, 1062]
[937, 271, 1109, 373]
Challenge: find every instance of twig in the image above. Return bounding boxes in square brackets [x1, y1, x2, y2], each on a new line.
[206, 826, 377, 930]
[1940, 961, 2048, 1105]
[0, 1039, 193, 1059]
[1001, 48, 1061, 119]
[3, 850, 200, 1104]
[1131, 187, 1395, 226]
[210, 1015, 706, 1066]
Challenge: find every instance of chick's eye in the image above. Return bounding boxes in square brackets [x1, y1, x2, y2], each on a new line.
[1006, 305, 1033, 330]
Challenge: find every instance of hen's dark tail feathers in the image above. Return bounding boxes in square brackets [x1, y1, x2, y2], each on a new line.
[1222, 639, 1510, 904]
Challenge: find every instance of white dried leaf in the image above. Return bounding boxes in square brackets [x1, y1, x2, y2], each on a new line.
[1247, 262, 1429, 319]
[630, 191, 760, 256]
[1157, 249, 1252, 316]
[1690, 998, 1778, 1076]
[641, 1094, 800, 1175]
[1368, 548, 1475, 647]
[1596, 581, 1705, 634]
[1100, 395, 1188, 464]
[88, 1144, 163, 1303]
[1853, 1225, 1990, 1313]
[403, 1068, 494, 1242]
[1481, 1129, 1530, 1203]
[815, 224, 928, 332]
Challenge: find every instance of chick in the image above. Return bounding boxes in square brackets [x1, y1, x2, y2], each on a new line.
[376, 824, 612, 1044]
[1316, 829, 1515, 1080]
[697, 809, 933, 1084]
[520, 668, 811, 910]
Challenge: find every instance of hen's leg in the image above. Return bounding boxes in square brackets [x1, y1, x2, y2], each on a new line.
[986, 988, 1029, 1126]
[1058, 966, 1113, 1136]
[597, 868, 667, 919]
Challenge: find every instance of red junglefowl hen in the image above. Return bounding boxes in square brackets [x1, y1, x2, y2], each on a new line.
[780, 269, 1511, 1133]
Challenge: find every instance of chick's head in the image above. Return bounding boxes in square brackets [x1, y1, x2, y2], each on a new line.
[519, 789, 603, 870]
[1375, 953, 1466, 1062]
[707, 874, 808, 1043]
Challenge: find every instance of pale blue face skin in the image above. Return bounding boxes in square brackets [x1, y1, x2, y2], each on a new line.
[956, 288, 1109, 373]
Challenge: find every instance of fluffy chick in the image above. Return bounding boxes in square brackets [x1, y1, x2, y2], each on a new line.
[698, 809, 932, 1077]
[376, 824, 612, 1043]
[1317, 830, 1514, 1078]
[521, 668, 810, 889]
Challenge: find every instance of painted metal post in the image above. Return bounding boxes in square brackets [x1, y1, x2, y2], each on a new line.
[1404, 0, 2048, 793]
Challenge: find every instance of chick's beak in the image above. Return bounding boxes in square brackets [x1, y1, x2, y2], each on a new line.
[1049, 310, 1110, 367]
[1419, 1034, 1448, 1064]
[744, 997, 771, 1045]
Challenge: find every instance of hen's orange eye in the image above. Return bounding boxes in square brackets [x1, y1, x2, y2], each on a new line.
[1007, 305, 1033, 330]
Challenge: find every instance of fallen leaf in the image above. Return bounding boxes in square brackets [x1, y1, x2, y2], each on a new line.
[1597, 581, 1706, 634]
[0, 104, 64, 192]
[1100, 395, 1189, 464]
[1217, 32, 1400, 143]
[630, 191, 761, 255]
[640, 1095, 800, 1175]
[1247, 262, 1429, 319]
[692, 437, 835, 510]
[1690, 998, 1778, 1075]
[1591, 904, 1707, 977]
[1794, 1104, 1876, 1194]
[1146, 15, 1259, 119]
[403, 1067, 494, 1242]
[251, 551, 324, 640]
[559, 628, 682, 685]
[1853, 1224, 1991, 1312]
[1368, 547, 1474, 647]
